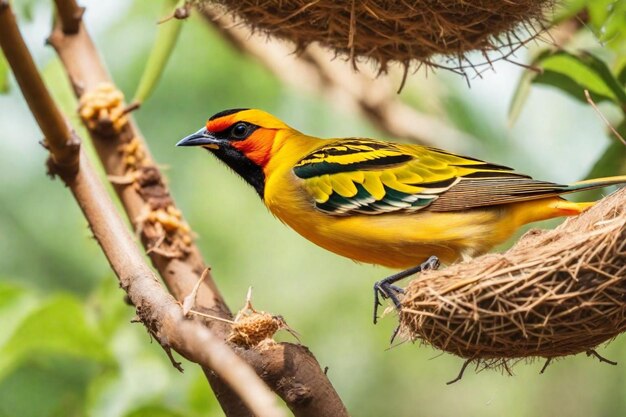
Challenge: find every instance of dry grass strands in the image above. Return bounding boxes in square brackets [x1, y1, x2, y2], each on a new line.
[228, 292, 297, 348]
[400, 188, 626, 365]
[200, 0, 553, 73]
[228, 313, 286, 348]
[187, 287, 298, 348]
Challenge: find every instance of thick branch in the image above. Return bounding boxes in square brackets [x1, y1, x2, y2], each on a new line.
[48, 7, 227, 321]
[0, 3, 284, 416]
[48, 2, 348, 416]
[72, 152, 286, 417]
[0, 1, 79, 177]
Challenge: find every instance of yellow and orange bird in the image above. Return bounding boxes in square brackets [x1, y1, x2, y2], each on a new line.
[178, 108, 626, 322]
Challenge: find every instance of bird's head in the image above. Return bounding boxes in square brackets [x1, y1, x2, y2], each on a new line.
[176, 108, 294, 198]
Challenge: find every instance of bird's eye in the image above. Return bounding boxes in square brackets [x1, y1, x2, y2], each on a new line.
[231, 123, 250, 140]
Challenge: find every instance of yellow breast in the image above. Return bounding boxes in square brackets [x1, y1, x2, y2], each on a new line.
[264, 157, 514, 268]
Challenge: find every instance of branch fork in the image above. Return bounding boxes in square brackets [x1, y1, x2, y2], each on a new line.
[2, 1, 348, 416]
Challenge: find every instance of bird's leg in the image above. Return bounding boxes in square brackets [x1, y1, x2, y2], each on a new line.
[373, 256, 440, 324]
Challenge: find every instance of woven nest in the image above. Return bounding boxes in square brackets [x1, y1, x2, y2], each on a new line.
[399, 188, 626, 367]
[203, 0, 553, 72]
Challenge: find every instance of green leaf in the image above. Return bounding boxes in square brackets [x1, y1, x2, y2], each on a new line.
[534, 69, 614, 104]
[587, 118, 626, 178]
[0, 356, 101, 417]
[0, 282, 40, 349]
[84, 328, 179, 417]
[508, 51, 552, 126]
[578, 51, 626, 104]
[133, 0, 184, 103]
[551, 0, 587, 24]
[0, 295, 111, 380]
[576, 139, 626, 201]
[0, 51, 9, 94]
[587, 140, 626, 178]
[0, 282, 28, 310]
[508, 68, 532, 126]
[42, 58, 79, 123]
[600, 0, 626, 52]
[618, 63, 626, 86]
[125, 405, 187, 417]
[87, 274, 135, 339]
[587, 0, 614, 29]
[15, 0, 40, 21]
[187, 370, 220, 414]
[531, 51, 626, 106]
[576, 118, 626, 201]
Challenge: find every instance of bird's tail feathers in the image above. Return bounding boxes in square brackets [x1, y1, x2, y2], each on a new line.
[547, 175, 626, 217]
[564, 175, 626, 193]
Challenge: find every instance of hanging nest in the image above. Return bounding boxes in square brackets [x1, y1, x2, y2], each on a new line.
[399, 188, 626, 366]
[200, 0, 554, 73]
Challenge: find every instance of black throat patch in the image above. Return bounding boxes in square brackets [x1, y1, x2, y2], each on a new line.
[207, 146, 265, 199]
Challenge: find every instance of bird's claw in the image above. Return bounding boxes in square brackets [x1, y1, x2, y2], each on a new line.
[372, 256, 440, 325]
[423, 255, 440, 271]
[373, 281, 404, 324]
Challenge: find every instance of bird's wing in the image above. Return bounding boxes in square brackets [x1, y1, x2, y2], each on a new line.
[293, 139, 568, 215]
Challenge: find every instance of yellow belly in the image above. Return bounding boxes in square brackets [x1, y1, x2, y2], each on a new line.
[264, 169, 520, 269]
[273, 207, 509, 268]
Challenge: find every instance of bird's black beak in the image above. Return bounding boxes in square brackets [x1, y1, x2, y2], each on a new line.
[176, 128, 223, 148]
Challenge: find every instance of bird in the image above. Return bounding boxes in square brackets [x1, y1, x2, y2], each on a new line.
[177, 108, 626, 322]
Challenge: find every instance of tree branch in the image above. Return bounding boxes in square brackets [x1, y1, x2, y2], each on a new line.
[53, 0, 84, 34]
[0, 1, 78, 177]
[71, 151, 285, 417]
[0, 3, 284, 416]
[48, 1, 228, 323]
[47, 1, 348, 416]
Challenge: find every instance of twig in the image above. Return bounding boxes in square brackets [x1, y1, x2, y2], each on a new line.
[586, 349, 618, 366]
[188, 309, 236, 324]
[446, 359, 473, 385]
[584, 89, 626, 146]
[182, 267, 211, 315]
[539, 358, 552, 374]
[0, 4, 284, 416]
[52, 0, 84, 34]
[160, 342, 184, 372]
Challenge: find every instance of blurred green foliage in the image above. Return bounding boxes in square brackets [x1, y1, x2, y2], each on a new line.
[0, 52, 8, 93]
[1, 0, 625, 416]
[132, 0, 183, 104]
[510, 0, 626, 204]
[557, 0, 626, 56]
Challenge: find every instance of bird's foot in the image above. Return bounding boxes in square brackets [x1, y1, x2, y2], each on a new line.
[373, 256, 440, 325]
[373, 282, 404, 325]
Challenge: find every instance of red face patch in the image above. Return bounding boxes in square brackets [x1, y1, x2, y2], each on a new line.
[230, 129, 276, 169]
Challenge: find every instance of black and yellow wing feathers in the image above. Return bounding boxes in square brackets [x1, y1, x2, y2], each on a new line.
[293, 139, 568, 215]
